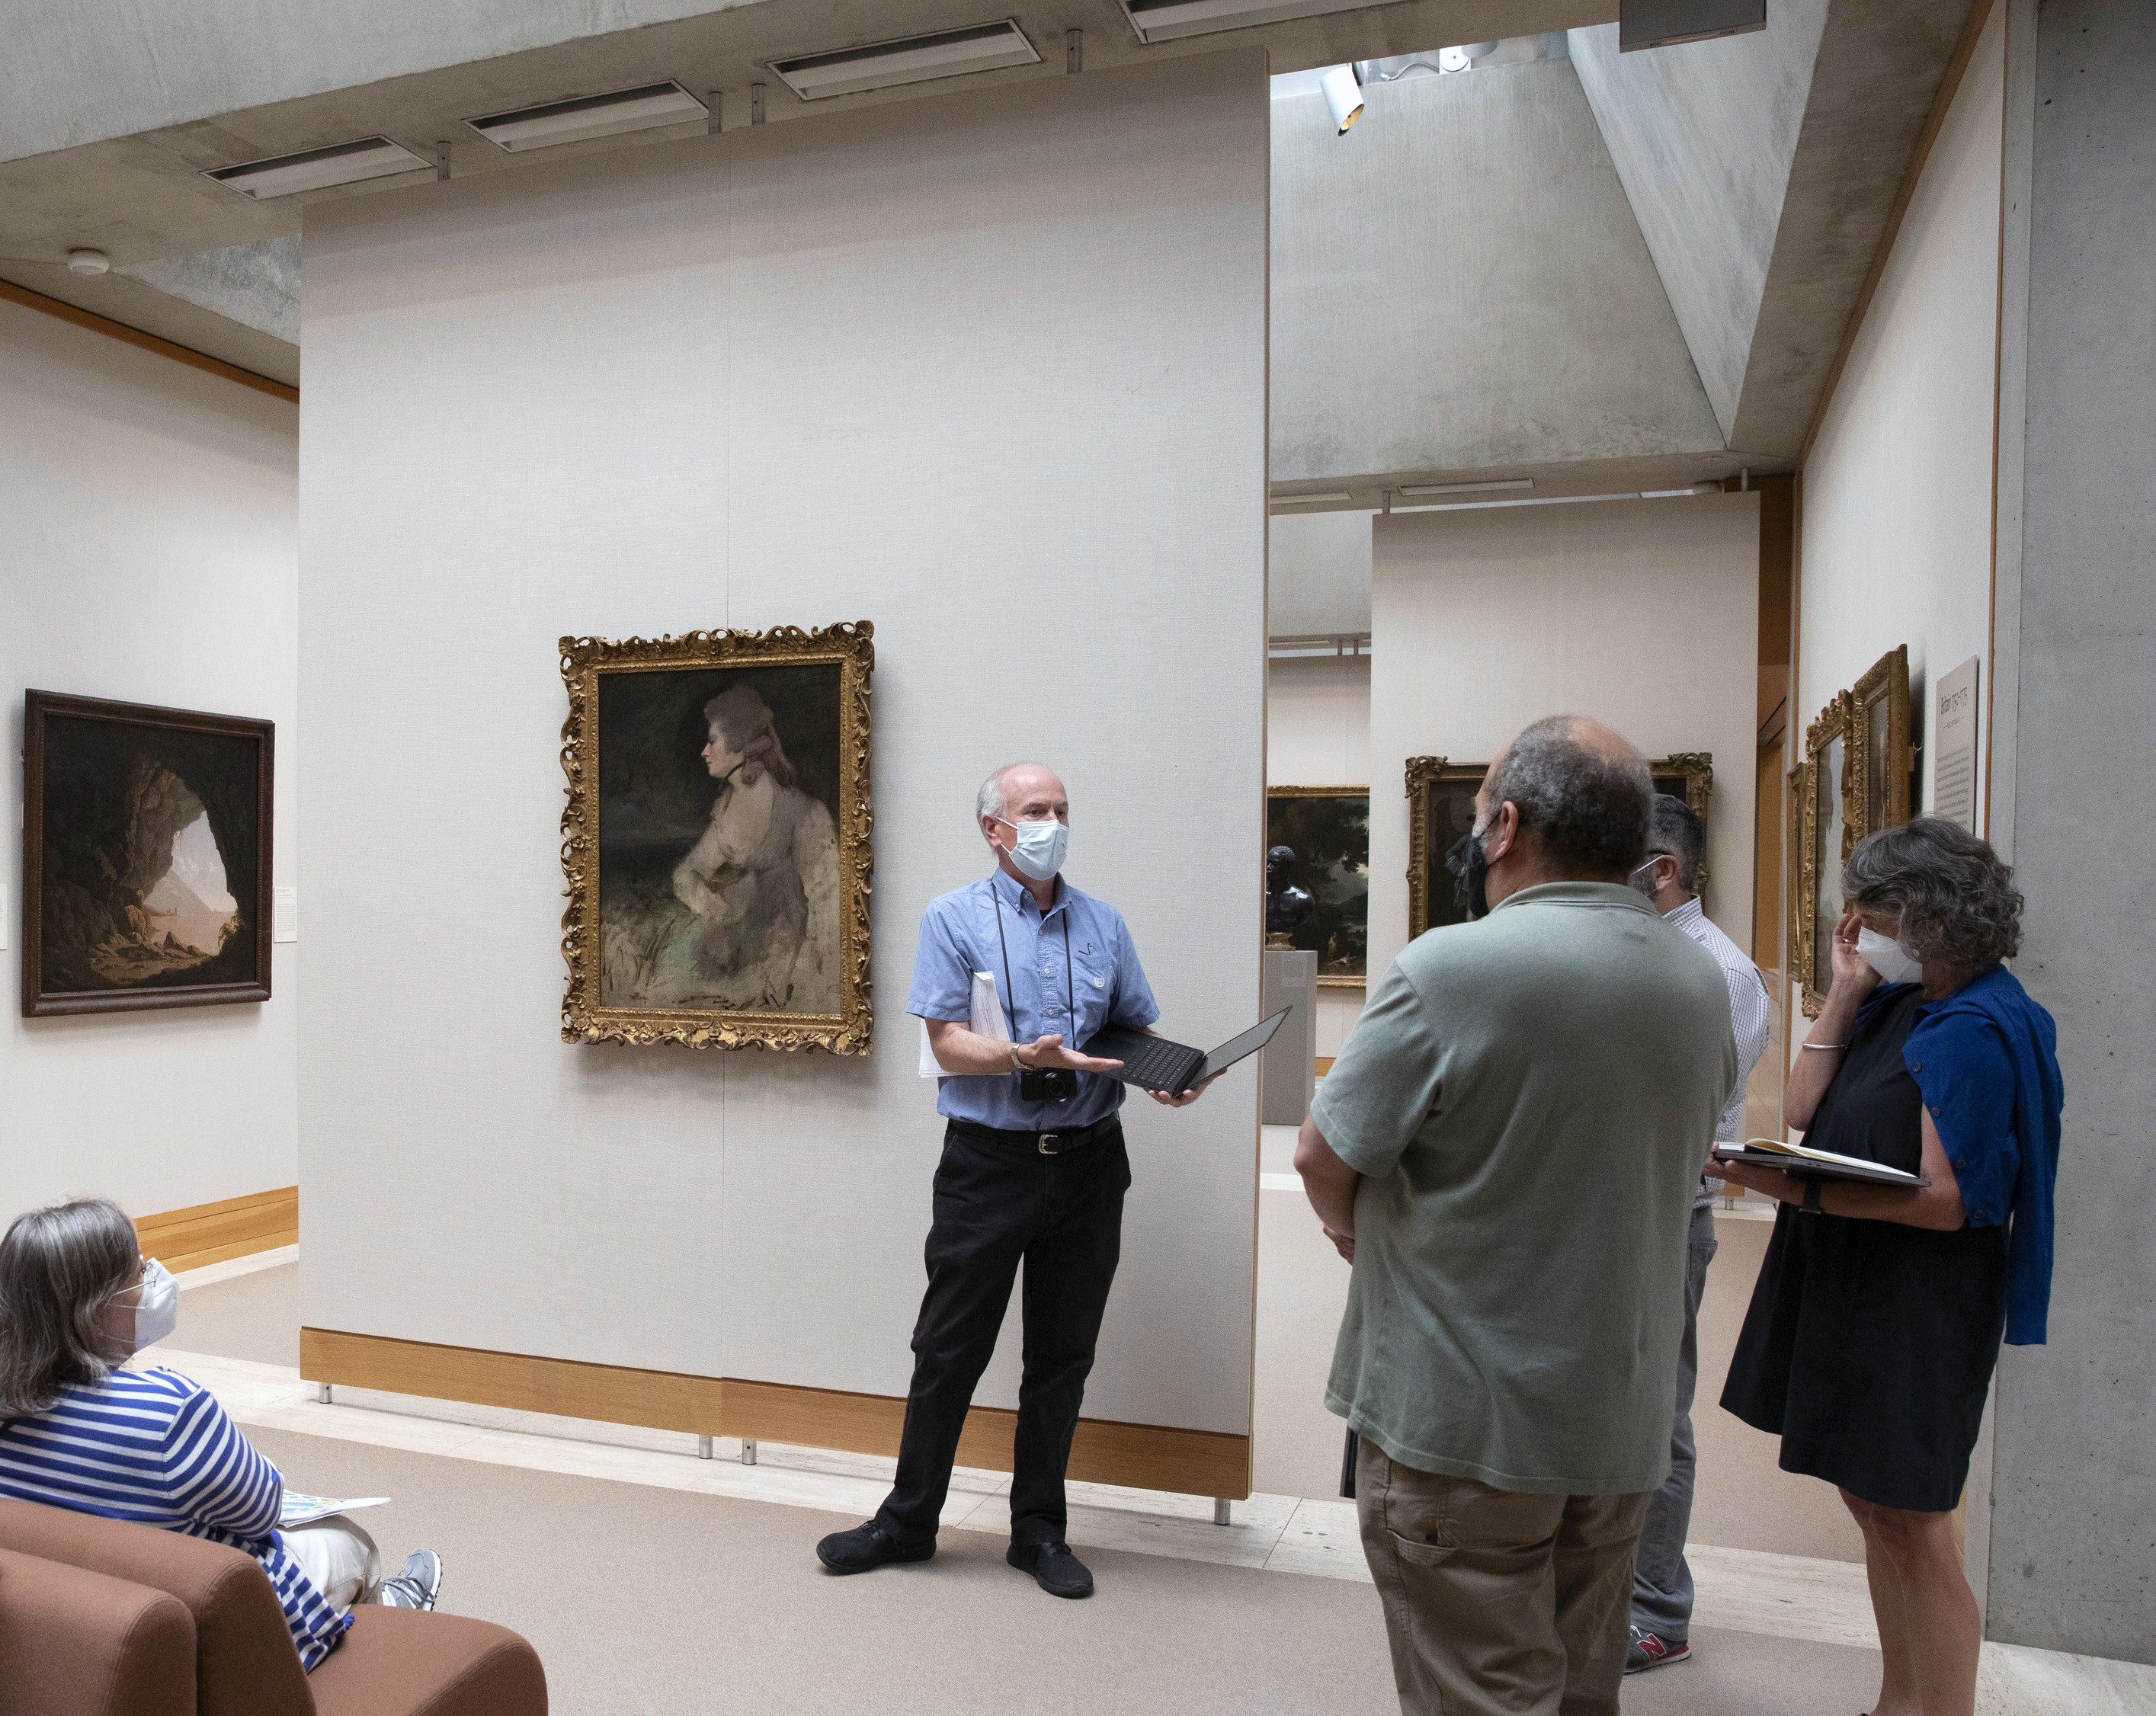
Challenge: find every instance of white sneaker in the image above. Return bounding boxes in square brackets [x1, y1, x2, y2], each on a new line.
[376, 1548, 443, 1611]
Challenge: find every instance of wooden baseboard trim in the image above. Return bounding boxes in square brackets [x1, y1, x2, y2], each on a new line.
[138, 1186, 298, 1275]
[0, 280, 300, 405]
[301, 1327, 1251, 1500]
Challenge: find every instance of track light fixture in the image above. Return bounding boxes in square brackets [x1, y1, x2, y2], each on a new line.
[1321, 64, 1364, 135]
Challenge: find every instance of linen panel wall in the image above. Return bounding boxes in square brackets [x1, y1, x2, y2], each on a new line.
[0, 300, 299, 1221]
[1368, 495, 1761, 982]
[297, 54, 1267, 1438]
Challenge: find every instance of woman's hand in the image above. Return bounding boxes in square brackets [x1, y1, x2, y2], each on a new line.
[1826, 908, 1883, 1004]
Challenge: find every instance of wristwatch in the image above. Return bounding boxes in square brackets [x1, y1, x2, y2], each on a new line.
[1799, 1177, 1824, 1215]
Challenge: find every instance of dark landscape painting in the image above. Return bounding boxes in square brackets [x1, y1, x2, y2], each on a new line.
[594, 661, 844, 1015]
[24, 693, 273, 1015]
[1266, 789, 1369, 983]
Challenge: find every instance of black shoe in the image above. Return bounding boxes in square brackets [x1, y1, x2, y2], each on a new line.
[816, 1521, 934, 1574]
[1007, 1539, 1094, 1598]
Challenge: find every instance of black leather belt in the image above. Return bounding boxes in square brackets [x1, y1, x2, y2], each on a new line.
[947, 1116, 1122, 1157]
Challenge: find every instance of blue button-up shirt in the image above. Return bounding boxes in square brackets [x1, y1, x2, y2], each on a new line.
[908, 869, 1159, 1131]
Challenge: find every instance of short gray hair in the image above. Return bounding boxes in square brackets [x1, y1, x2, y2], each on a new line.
[977, 762, 1047, 827]
[1484, 716, 1651, 876]
[1843, 818, 2022, 969]
[0, 1196, 139, 1417]
[1648, 793, 1706, 895]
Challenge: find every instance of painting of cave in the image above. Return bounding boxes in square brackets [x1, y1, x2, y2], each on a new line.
[37, 713, 263, 994]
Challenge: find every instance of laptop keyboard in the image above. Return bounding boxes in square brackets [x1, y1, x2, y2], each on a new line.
[1111, 1035, 1201, 1090]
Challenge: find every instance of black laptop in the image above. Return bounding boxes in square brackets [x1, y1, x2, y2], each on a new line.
[1079, 1009, 1292, 1094]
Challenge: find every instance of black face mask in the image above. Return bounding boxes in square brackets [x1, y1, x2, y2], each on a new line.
[1445, 830, 1491, 922]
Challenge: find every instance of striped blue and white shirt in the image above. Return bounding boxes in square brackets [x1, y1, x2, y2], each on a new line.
[0, 1366, 348, 1670]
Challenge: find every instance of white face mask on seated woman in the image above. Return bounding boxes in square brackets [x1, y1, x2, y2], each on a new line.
[123, 1258, 180, 1353]
[1855, 926, 1924, 987]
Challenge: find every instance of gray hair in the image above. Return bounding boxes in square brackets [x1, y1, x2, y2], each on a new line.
[0, 1197, 139, 1418]
[1843, 818, 2022, 969]
[976, 762, 1047, 827]
[1483, 716, 1651, 877]
[1648, 792, 1706, 896]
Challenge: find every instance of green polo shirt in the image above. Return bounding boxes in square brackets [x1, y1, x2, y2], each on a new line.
[1312, 882, 1736, 1495]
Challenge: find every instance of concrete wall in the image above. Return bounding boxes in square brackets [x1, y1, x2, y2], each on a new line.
[1269, 56, 1722, 489]
[1569, 4, 1828, 442]
[297, 55, 1268, 1437]
[1985, 0, 2156, 1663]
[1268, 511, 1370, 638]
[0, 299, 300, 1222]
[1367, 495, 1760, 982]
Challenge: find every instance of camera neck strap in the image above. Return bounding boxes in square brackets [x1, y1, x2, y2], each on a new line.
[992, 883, 1075, 1055]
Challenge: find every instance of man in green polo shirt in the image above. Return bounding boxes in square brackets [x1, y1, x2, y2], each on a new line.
[1296, 715, 1735, 1716]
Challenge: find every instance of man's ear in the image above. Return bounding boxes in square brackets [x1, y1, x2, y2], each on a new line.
[1482, 800, 1522, 864]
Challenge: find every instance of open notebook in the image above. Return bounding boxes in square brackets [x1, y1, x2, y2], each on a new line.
[1712, 1138, 1927, 1187]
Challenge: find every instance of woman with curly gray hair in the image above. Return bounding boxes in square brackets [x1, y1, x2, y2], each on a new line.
[1719, 818, 2064, 1716]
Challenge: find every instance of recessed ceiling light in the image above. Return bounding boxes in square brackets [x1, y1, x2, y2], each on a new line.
[66, 249, 110, 277]
[1270, 491, 1354, 507]
[1398, 478, 1535, 498]
[465, 82, 707, 152]
[1117, 0, 1381, 46]
[768, 21, 1040, 102]
[204, 136, 434, 200]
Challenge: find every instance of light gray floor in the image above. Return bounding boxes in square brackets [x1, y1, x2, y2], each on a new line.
[249, 1423, 1884, 1716]
[185, 1202, 1863, 1562]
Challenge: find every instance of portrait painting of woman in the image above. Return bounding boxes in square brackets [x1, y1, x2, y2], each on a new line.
[560, 623, 873, 1052]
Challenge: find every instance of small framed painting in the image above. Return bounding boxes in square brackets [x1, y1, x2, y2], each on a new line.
[1265, 786, 1369, 985]
[1648, 752, 1715, 892]
[1404, 756, 1488, 940]
[21, 691, 274, 1016]
[559, 621, 874, 1052]
[1793, 691, 1856, 1018]
[1852, 645, 1912, 839]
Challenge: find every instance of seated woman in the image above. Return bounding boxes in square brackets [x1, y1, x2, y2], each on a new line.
[0, 1196, 444, 1669]
[1718, 819, 2064, 1716]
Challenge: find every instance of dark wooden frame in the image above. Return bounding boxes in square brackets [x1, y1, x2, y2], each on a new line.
[21, 690, 275, 1016]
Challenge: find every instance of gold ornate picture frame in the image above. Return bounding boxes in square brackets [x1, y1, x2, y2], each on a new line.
[1266, 786, 1370, 987]
[559, 622, 873, 1052]
[1405, 756, 1488, 940]
[1792, 647, 1912, 1016]
[1648, 752, 1715, 892]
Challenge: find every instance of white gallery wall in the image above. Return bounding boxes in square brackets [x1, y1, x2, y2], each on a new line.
[1368, 495, 1760, 982]
[298, 54, 1268, 1441]
[1798, 5, 2003, 828]
[0, 301, 299, 1223]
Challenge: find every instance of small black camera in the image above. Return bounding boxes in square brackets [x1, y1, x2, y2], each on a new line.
[1020, 1067, 1078, 1103]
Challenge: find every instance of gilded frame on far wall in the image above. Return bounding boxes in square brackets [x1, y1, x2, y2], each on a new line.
[559, 621, 874, 1052]
[1266, 785, 1370, 988]
[1405, 756, 1488, 940]
[1648, 753, 1715, 893]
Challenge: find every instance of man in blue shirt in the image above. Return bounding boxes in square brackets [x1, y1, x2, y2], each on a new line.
[815, 761, 1208, 1598]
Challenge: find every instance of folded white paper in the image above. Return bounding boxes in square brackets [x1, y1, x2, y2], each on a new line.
[917, 972, 1010, 1077]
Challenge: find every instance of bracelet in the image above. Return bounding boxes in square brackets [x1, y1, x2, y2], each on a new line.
[1010, 1042, 1027, 1072]
[1800, 1177, 1824, 1215]
[1801, 1041, 1848, 1051]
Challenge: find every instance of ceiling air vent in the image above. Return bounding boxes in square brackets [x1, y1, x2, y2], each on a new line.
[1117, 0, 1385, 45]
[203, 136, 433, 200]
[767, 21, 1041, 101]
[464, 82, 708, 152]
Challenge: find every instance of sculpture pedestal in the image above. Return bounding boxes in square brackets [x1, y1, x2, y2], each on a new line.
[1259, 949, 1318, 1126]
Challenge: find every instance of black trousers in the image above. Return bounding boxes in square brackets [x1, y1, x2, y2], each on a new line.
[873, 1119, 1130, 1548]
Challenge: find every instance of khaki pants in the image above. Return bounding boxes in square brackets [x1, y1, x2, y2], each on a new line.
[1357, 1441, 1651, 1716]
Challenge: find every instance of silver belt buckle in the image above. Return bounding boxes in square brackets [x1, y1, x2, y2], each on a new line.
[1037, 1132, 1064, 1155]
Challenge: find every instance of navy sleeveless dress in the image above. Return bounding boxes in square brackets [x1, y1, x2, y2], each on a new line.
[1720, 984, 2007, 1512]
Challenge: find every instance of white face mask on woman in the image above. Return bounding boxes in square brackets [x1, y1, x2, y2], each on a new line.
[127, 1258, 180, 1353]
[1855, 926, 1924, 987]
[995, 816, 1068, 882]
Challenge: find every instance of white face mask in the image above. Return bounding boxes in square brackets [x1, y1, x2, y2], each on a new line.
[128, 1259, 180, 1353]
[995, 815, 1068, 882]
[1856, 926, 1924, 986]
